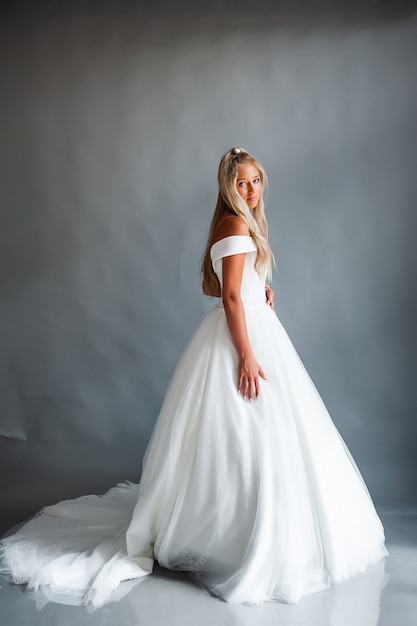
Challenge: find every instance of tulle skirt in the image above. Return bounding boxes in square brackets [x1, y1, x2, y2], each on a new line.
[0, 302, 387, 608]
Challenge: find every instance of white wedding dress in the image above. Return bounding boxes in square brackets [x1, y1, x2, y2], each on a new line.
[0, 236, 387, 608]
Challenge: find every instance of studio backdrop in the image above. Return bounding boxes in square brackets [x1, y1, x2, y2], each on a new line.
[1, 1, 416, 533]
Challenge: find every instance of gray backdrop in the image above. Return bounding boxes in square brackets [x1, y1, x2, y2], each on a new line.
[1, 1, 416, 533]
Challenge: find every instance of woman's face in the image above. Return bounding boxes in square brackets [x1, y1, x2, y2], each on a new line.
[236, 162, 262, 210]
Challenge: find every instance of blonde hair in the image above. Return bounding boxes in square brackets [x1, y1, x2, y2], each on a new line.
[201, 147, 273, 295]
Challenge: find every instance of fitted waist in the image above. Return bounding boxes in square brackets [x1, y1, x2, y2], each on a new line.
[215, 298, 267, 310]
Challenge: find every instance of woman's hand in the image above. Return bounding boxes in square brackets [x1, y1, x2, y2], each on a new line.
[265, 284, 274, 310]
[238, 355, 267, 400]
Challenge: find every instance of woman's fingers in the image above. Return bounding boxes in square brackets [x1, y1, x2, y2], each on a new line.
[265, 284, 274, 310]
[238, 372, 247, 397]
[254, 377, 260, 399]
[238, 374, 251, 399]
[238, 367, 266, 400]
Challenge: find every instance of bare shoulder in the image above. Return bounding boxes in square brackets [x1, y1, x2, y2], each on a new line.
[212, 215, 249, 245]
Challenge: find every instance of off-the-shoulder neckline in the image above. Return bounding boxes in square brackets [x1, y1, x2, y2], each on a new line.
[210, 235, 253, 251]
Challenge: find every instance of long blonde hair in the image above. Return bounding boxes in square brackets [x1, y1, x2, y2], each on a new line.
[201, 147, 272, 295]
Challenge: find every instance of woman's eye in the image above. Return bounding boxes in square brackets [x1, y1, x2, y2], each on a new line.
[254, 178, 260, 184]
[238, 181, 246, 187]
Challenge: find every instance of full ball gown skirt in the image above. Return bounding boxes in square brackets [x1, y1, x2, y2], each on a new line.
[0, 236, 387, 608]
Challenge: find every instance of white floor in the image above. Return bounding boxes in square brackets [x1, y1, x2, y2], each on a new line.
[1, 514, 416, 626]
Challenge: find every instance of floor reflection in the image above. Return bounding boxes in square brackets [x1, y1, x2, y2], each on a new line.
[18, 558, 388, 626]
[126, 561, 388, 626]
[4, 513, 417, 626]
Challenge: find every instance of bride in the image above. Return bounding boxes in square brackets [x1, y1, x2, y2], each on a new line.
[0, 147, 387, 608]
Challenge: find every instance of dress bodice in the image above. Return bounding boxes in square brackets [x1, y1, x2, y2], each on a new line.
[210, 235, 265, 306]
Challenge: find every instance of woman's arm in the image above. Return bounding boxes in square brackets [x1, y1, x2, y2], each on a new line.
[210, 214, 266, 399]
[222, 253, 266, 400]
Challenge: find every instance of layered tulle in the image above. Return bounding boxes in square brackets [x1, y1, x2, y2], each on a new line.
[0, 236, 387, 608]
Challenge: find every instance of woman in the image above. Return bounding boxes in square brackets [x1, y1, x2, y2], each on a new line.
[0, 147, 387, 608]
